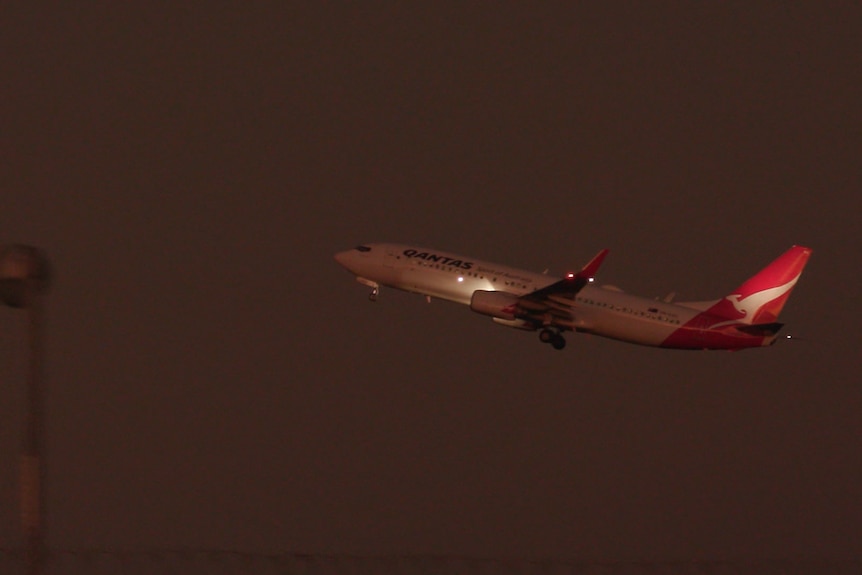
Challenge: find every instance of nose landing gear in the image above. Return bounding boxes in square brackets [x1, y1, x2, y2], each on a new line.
[539, 328, 566, 350]
[356, 277, 380, 302]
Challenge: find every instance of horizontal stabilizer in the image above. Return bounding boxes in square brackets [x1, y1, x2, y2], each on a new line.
[735, 322, 784, 336]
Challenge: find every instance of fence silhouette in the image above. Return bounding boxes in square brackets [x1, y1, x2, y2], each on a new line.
[1, 548, 859, 575]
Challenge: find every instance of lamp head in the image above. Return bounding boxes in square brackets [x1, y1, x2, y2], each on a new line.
[0, 245, 51, 308]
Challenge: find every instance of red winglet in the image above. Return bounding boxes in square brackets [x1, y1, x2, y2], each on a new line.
[535, 249, 610, 299]
[578, 248, 609, 280]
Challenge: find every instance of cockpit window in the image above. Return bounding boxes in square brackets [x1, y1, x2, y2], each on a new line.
[355, 245, 372, 252]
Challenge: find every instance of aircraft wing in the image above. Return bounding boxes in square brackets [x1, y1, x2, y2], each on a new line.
[515, 249, 609, 320]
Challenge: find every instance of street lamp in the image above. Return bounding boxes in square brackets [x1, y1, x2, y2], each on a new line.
[1, 245, 51, 575]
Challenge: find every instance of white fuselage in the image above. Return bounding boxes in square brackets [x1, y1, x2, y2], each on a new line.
[335, 243, 712, 347]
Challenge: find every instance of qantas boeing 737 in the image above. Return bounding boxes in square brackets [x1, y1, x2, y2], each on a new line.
[334, 244, 812, 350]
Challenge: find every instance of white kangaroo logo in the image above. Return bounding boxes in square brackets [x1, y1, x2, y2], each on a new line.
[709, 275, 800, 329]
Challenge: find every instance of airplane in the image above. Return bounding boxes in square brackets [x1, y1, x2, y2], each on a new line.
[334, 243, 812, 351]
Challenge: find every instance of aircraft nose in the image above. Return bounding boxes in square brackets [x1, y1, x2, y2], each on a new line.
[334, 250, 351, 268]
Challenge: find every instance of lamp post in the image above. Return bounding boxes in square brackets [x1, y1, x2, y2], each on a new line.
[1, 245, 51, 575]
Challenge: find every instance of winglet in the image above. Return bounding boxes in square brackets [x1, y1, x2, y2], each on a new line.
[526, 249, 610, 300]
[577, 248, 609, 280]
[562, 249, 609, 288]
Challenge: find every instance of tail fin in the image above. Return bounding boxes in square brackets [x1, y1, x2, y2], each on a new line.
[705, 246, 812, 325]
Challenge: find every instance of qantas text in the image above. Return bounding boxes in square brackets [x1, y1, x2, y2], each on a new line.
[403, 249, 474, 270]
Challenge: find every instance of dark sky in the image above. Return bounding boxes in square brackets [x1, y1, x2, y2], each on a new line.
[1, 1, 860, 566]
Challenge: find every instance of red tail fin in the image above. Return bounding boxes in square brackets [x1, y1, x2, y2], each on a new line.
[705, 246, 812, 324]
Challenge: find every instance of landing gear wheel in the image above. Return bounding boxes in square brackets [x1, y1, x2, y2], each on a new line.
[539, 328, 567, 350]
[551, 335, 566, 350]
[368, 287, 379, 302]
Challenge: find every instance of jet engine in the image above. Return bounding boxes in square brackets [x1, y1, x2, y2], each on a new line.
[469, 290, 520, 321]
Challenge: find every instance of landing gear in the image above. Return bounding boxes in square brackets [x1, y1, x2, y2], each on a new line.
[539, 328, 566, 350]
[356, 277, 380, 302]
